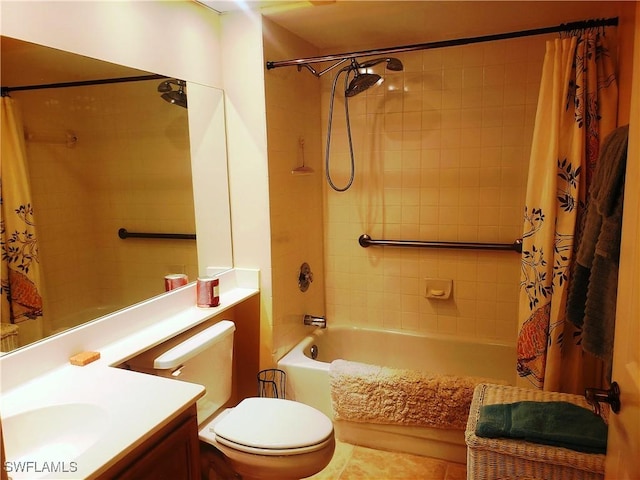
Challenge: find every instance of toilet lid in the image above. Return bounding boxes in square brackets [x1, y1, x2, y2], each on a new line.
[212, 397, 334, 456]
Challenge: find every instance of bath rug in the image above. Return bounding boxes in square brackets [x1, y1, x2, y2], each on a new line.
[475, 400, 607, 454]
[329, 359, 506, 430]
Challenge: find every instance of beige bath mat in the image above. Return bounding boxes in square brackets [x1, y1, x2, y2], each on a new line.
[329, 359, 507, 430]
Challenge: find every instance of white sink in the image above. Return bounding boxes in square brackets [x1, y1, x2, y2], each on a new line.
[3, 403, 110, 466]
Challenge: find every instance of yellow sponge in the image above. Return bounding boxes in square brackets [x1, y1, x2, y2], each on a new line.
[69, 351, 100, 366]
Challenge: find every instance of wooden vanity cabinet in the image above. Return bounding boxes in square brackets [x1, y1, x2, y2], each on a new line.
[99, 404, 200, 480]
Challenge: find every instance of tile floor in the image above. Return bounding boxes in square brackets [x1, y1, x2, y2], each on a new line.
[307, 441, 466, 480]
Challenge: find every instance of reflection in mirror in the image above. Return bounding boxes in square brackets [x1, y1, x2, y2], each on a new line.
[1, 37, 198, 350]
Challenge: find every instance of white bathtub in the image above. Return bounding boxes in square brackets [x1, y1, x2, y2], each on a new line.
[277, 326, 516, 463]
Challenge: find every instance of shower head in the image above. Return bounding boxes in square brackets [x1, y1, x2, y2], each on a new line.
[343, 58, 382, 97]
[343, 57, 404, 97]
[157, 79, 187, 108]
[359, 57, 404, 71]
[345, 72, 382, 97]
[161, 90, 187, 108]
[157, 80, 173, 93]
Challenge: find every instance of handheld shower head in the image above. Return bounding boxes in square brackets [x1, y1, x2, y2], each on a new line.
[359, 57, 404, 71]
[157, 80, 173, 93]
[325, 56, 403, 191]
[385, 57, 404, 71]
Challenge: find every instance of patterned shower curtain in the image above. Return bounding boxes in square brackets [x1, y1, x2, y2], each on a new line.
[516, 30, 618, 392]
[1, 96, 44, 325]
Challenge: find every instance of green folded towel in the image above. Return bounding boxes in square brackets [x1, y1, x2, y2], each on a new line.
[476, 401, 607, 454]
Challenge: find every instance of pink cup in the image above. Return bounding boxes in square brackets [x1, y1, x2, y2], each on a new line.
[196, 277, 220, 307]
[165, 274, 188, 291]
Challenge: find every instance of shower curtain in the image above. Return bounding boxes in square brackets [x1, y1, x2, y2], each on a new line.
[1, 96, 44, 325]
[516, 30, 618, 392]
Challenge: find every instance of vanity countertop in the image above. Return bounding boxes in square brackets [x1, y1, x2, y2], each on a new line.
[1, 363, 204, 479]
[0, 268, 260, 479]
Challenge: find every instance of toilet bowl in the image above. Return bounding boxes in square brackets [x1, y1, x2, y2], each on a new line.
[126, 320, 335, 480]
[200, 397, 335, 480]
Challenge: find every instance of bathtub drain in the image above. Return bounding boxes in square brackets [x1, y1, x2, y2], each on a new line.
[310, 344, 318, 360]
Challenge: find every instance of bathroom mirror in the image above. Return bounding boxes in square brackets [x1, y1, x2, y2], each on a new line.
[1, 36, 233, 350]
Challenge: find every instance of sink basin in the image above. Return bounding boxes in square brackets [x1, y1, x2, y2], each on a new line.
[3, 403, 110, 465]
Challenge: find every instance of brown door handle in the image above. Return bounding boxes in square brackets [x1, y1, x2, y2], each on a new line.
[585, 381, 621, 416]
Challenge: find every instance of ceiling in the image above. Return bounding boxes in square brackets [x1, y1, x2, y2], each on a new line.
[2, 1, 624, 87]
[207, 0, 624, 53]
[1, 36, 150, 88]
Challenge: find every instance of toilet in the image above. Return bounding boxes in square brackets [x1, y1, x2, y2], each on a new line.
[126, 320, 335, 480]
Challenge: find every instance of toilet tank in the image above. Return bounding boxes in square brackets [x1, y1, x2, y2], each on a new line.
[126, 320, 235, 425]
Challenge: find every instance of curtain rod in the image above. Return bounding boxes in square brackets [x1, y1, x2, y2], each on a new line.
[1, 74, 168, 96]
[266, 17, 618, 74]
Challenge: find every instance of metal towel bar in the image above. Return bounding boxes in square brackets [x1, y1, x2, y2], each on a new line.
[358, 234, 522, 253]
[118, 228, 196, 240]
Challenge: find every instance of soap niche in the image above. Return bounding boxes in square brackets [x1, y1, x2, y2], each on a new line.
[425, 278, 453, 300]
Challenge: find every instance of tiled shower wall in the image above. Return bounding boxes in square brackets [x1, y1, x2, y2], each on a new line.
[17, 80, 197, 341]
[263, 18, 326, 360]
[322, 36, 551, 344]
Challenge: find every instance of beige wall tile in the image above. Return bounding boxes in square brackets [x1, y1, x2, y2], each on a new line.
[324, 38, 543, 343]
[23, 81, 197, 333]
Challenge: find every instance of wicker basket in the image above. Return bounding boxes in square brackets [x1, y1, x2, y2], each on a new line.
[465, 383, 607, 480]
[1, 323, 19, 353]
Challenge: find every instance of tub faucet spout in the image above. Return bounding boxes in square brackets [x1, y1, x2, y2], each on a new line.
[304, 314, 326, 328]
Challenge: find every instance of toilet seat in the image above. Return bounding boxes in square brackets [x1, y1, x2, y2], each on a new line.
[211, 397, 334, 456]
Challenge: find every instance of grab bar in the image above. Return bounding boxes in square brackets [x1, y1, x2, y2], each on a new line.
[358, 234, 522, 253]
[118, 228, 196, 240]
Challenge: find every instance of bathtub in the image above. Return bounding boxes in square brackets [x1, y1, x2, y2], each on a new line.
[277, 326, 516, 463]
